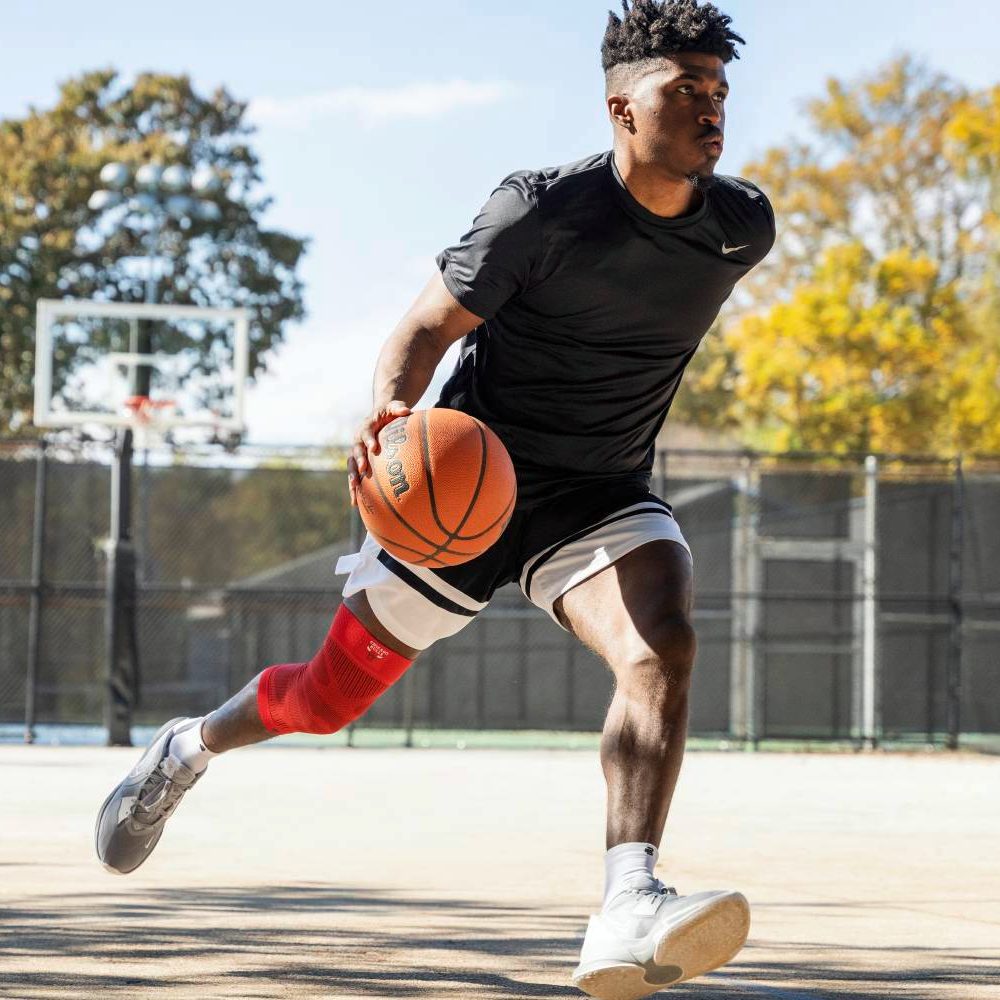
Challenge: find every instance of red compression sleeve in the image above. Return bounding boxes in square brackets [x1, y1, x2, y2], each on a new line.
[257, 605, 413, 735]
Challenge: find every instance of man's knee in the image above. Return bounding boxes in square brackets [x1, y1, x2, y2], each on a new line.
[257, 603, 415, 735]
[616, 613, 697, 696]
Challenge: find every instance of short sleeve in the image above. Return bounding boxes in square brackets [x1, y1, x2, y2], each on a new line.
[436, 178, 541, 320]
[735, 177, 776, 247]
[755, 187, 776, 246]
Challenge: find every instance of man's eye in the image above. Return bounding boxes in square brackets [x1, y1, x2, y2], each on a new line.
[714, 93, 728, 103]
[678, 85, 694, 95]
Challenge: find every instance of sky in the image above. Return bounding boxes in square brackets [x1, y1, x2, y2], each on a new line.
[3, 0, 1000, 445]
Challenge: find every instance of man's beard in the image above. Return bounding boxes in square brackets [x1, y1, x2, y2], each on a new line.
[687, 171, 718, 191]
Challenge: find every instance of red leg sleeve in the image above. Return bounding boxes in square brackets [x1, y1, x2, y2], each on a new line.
[257, 605, 413, 735]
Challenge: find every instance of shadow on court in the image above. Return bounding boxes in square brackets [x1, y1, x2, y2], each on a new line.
[1, 883, 996, 999]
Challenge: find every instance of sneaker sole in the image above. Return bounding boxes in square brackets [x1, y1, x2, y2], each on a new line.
[94, 716, 186, 875]
[573, 891, 750, 999]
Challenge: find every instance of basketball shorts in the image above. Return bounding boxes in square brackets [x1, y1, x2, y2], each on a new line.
[335, 480, 691, 651]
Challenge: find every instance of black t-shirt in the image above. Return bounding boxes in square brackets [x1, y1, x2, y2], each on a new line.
[435, 150, 775, 503]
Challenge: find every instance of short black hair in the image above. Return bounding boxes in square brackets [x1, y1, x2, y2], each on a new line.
[601, 0, 744, 72]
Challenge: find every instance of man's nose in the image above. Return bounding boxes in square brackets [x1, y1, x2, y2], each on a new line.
[697, 96, 722, 126]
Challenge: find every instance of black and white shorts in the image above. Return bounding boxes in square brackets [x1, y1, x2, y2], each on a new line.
[336, 480, 691, 650]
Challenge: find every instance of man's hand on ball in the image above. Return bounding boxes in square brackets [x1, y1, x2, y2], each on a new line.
[348, 400, 412, 506]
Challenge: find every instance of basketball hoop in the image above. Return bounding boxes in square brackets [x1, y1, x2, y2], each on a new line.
[123, 395, 177, 444]
[33, 299, 249, 438]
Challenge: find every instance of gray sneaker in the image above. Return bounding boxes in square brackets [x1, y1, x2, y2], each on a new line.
[95, 716, 204, 874]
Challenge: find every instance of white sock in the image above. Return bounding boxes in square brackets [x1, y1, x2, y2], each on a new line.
[603, 842, 659, 908]
[167, 716, 218, 774]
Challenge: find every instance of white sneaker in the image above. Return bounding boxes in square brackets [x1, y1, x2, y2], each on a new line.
[571, 883, 750, 999]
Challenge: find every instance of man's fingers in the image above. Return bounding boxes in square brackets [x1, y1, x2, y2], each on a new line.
[353, 442, 369, 477]
[357, 404, 411, 464]
[347, 455, 359, 503]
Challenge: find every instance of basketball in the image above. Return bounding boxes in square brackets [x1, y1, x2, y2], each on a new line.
[356, 408, 517, 568]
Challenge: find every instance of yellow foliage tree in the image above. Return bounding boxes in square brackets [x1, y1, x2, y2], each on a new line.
[946, 85, 1000, 300]
[673, 58, 1000, 456]
[694, 244, 1000, 454]
[948, 84, 1000, 190]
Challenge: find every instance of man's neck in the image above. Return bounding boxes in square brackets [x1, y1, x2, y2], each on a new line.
[613, 147, 704, 219]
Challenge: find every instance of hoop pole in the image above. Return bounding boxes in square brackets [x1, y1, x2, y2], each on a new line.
[104, 429, 139, 746]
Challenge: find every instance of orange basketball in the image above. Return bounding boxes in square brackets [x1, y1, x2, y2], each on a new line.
[357, 408, 517, 568]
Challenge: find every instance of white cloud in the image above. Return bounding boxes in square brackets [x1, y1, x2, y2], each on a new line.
[249, 80, 517, 129]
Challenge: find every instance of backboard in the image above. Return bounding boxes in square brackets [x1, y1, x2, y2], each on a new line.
[34, 299, 250, 439]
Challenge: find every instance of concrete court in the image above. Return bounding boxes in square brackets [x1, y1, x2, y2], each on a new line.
[1, 745, 998, 1000]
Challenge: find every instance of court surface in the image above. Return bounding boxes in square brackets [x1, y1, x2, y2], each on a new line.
[1, 745, 998, 999]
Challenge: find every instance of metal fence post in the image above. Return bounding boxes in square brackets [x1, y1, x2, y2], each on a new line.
[565, 634, 576, 730]
[24, 441, 48, 744]
[861, 455, 879, 749]
[658, 449, 669, 499]
[730, 455, 759, 746]
[947, 456, 965, 750]
[401, 669, 416, 747]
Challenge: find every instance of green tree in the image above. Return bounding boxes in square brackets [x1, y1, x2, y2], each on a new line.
[0, 70, 307, 434]
[672, 57, 1000, 454]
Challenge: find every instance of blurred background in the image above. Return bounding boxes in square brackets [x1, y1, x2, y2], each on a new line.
[1, 0, 998, 750]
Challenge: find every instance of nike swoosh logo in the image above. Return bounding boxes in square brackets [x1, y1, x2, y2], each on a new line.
[722, 243, 750, 255]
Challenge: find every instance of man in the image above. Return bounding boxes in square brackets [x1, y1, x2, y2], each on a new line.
[96, 2, 774, 996]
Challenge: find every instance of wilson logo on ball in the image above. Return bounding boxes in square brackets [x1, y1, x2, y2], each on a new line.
[383, 419, 411, 499]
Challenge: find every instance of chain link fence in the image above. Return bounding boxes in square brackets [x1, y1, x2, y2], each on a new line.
[1, 438, 997, 749]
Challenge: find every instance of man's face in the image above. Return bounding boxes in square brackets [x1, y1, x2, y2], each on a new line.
[613, 53, 729, 182]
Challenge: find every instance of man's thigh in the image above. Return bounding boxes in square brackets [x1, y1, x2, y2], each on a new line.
[336, 533, 510, 654]
[554, 540, 694, 664]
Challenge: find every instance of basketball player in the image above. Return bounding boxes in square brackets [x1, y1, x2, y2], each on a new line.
[96, 2, 774, 995]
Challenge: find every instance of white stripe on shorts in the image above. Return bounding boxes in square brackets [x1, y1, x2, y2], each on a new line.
[518, 501, 692, 626]
[336, 535, 487, 651]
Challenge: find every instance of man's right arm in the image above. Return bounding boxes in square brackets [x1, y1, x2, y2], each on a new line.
[348, 271, 483, 506]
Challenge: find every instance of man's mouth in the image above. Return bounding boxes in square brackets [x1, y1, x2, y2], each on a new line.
[700, 132, 724, 156]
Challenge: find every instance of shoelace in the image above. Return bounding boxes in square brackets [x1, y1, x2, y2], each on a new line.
[624, 880, 679, 914]
[134, 758, 195, 827]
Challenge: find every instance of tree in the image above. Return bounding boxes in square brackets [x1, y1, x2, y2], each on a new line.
[947, 84, 1000, 209]
[0, 70, 307, 434]
[947, 85, 1000, 306]
[739, 56, 985, 308]
[672, 58, 1000, 455]
[691, 243, 999, 454]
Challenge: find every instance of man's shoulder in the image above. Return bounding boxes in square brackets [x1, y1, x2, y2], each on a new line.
[494, 152, 612, 207]
[709, 175, 775, 238]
